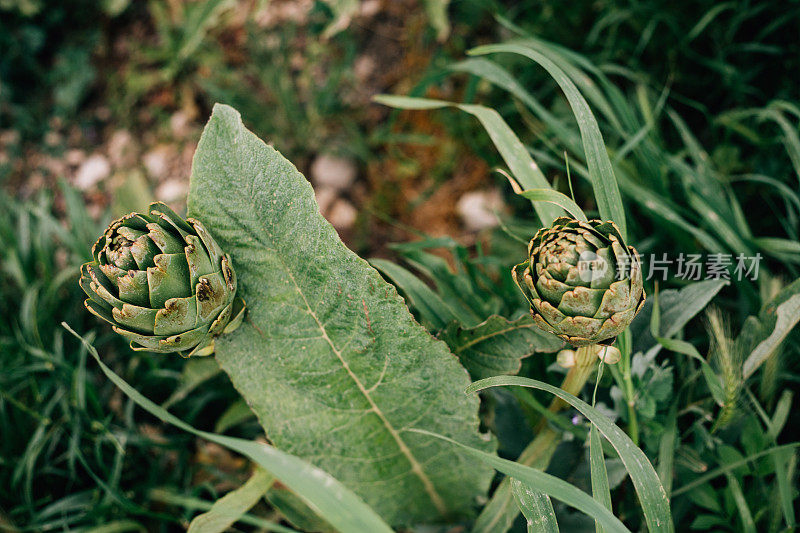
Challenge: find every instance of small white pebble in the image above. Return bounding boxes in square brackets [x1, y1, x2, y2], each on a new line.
[143, 144, 175, 180]
[457, 189, 504, 231]
[311, 154, 357, 190]
[65, 149, 86, 167]
[327, 199, 358, 230]
[169, 111, 193, 138]
[360, 0, 381, 17]
[155, 179, 188, 203]
[107, 130, 137, 167]
[74, 154, 111, 190]
[315, 186, 338, 214]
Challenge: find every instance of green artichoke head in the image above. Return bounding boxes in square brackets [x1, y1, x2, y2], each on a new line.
[79, 202, 244, 357]
[513, 217, 645, 346]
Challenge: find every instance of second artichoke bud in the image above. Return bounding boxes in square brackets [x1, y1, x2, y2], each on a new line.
[513, 217, 645, 347]
[79, 202, 245, 357]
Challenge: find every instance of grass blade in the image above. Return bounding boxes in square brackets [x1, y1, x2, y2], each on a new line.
[517, 189, 588, 221]
[511, 478, 559, 533]
[469, 43, 627, 239]
[657, 406, 678, 496]
[373, 94, 563, 226]
[724, 473, 756, 533]
[449, 58, 582, 154]
[409, 429, 630, 533]
[149, 490, 297, 532]
[63, 324, 394, 533]
[672, 443, 800, 496]
[773, 448, 797, 529]
[590, 362, 612, 533]
[467, 375, 674, 533]
[590, 425, 612, 533]
[83, 520, 147, 533]
[188, 467, 274, 533]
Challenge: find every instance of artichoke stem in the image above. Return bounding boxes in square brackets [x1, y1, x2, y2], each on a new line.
[474, 345, 599, 533]
[543, 344, 597, 419]
[523, 343, 598, 461]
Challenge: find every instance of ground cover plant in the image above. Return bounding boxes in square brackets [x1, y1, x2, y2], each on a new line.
[68, 102, 675, 532]
[1, 1, 799, 532]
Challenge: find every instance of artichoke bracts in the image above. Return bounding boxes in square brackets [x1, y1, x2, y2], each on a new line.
[79, 202, 245, 356]
[513, 217, 645, 346]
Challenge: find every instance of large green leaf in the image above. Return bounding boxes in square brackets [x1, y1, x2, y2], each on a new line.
[438, 315, 563, 380]
[186, 104, 495, 525]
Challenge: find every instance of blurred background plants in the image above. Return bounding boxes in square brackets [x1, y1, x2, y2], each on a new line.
[1, 0, 798, 531]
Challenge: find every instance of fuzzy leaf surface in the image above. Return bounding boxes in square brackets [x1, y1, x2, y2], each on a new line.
[439, 315, 563, 379]
[187, 104, 494, 525]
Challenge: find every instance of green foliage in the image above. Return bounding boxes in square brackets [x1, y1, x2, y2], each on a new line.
[112, 0, 232, 112]
[478, 1, 799, 114]
[378, 7, 800, 527]
[412, 428, 631, 533]
[467, 376, 674, 533]
[371, 235, 566, 379]
[186, 104, 495, 526]
[455, 40, 799, 281]
[510, 477, 559, 533]
[186, 467, 275, 533]
[0, 187, 147, 529]
[439, 315, 563, 380]
[2, 0, 799, 530]
[68, 327, 395, 533]
[470, 42, 628, 239]
[0, 186, 262, 530]
[0, 0, 125, 137]
[199, 11, 366, 161]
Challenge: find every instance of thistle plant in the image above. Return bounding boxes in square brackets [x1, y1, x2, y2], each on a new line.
[79, 202, 245, 357]
[513, 217, 645, 347]
[70, 105, 681, 533]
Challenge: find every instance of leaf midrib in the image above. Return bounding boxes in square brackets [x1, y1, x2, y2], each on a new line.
[453, 322, 535, 353]
[222, 191, 449, 517]
[281, 261, 448, 515]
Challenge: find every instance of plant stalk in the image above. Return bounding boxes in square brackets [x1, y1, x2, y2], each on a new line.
[472, 344, 598, 533]
[619, 342, 639, 446]
[538, 345, 598, 427]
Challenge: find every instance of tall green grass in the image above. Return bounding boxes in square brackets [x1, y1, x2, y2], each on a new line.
[374, 4, 800, 529]
[0, 186, 256, 530]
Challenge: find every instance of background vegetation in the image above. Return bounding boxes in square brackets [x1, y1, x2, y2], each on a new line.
[1, 0, 798, 531]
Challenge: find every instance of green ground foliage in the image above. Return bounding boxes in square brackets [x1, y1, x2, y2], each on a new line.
[1, 0, 798, 531]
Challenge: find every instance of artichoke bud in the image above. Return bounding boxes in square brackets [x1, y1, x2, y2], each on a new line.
[79, 202, 245, 357]
[513, 217, 645, 347]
